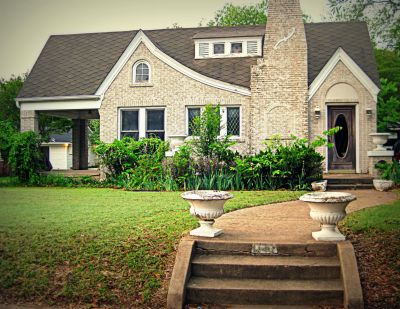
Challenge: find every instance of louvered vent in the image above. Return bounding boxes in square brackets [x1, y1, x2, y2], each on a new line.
[247, 41, 258, 54]
[199, 43, 210, 57]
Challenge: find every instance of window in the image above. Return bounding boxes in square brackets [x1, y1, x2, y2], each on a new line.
[133, 61, 150, 83]
[187, 106, 240, 137]
[146, 109, 165, 140]
[231, 42, 243, 54]
[213, 43, 225, 55]
[121, 110, 139, 139]
[195, 38, 262, 59]
[187, 107, 201, 136]
[227, 107, 240, 136]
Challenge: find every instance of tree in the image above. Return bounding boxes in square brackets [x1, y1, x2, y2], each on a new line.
[205, 0, 311, 27]
[374, 48, 400, 85]
[326, 0, 400, 51]
[207, 0, 268, 27]
[0, 75, 24, 129]
[377, 78, 400, 132]
[0, 75, 72, 140]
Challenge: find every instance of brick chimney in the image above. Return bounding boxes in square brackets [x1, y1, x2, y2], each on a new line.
[249, 0, 308, 153]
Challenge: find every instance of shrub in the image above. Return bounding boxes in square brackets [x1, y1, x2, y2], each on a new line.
[375, 160, 400, 184]
[8, 131, 44, 182]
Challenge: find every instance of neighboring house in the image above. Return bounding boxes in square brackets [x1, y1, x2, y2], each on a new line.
[16, 0, 384, 174]
[41, 131, 97, 170]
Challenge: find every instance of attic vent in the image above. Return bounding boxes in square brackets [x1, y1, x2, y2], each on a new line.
[199, 43, 209, 57]
[247, 41, 258, 54]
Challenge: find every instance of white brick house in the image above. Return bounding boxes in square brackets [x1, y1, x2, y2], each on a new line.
[17, 0, 382, 174]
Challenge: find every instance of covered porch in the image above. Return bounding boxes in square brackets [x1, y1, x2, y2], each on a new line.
[19, 99, 100, 171]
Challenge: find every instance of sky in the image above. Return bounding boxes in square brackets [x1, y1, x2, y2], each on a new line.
[0, 0, 328, 80]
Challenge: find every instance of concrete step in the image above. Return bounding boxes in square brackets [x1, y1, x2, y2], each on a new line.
[327, 183, 374, 190]
[192, 255, 341, 280]
[326, 178, 373, 184]
[187, 305, 324, 309]
[195, 241, 337, 257]
[186, 277, 343, 306]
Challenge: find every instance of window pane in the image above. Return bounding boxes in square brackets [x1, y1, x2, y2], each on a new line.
[121, 132, 139, 140]
[135, 63, 149, 82]
[231, 42, 242, 54]
[213, 43, 225, 54]
[147, 110, 164, 131]
[227, 107, 240, 136]
[188, 108, 200, 136]
[121, 110, 139, 131]
[146, 132, 165, 140]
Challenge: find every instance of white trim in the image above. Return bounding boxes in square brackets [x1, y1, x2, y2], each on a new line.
[185, 105, 242, 138]
[194, 36, 262, 59]
[16, 95, 100, 103]
[132, 59, 151, 84]
[96, 30, 251, 97]
[19, 99, 101, 111]
[118, 106, 166, 140]
[309, 47, 380, 102]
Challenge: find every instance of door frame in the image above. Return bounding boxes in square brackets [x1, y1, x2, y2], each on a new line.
[325, 102, 360, 173]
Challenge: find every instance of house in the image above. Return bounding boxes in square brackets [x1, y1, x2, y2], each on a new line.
[41, 131, 97, 170]
[16, 0, 390, 174]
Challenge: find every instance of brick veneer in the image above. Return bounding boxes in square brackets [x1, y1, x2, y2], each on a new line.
[309, 61, 377, 174]
[20, 110, 39, 132]
[249, 0, 308, 153]
[100, 43, 250, 153]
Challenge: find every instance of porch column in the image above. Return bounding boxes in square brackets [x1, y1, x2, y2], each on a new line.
[20, 110, 39, 132]
[72, 119, 88, 170]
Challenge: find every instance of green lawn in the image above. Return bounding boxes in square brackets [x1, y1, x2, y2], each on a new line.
[0, 187, 303, 306]
[342, 197, 400, 233]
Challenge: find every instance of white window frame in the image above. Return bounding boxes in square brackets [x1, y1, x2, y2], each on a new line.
[132, 60, 151, 84]
[194, 37, 262, 59]
[119, 107, 166, 140]
[186, 105, 242, 138]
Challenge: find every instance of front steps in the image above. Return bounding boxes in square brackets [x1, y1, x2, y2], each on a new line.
[324, 174, 374, 190]
[168, 240, 363, 309]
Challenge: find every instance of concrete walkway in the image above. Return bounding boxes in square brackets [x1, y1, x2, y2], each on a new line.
[189, 189, 398, 243]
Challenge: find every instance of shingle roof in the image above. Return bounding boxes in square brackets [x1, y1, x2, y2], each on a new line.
[305, 22, 379, 87]
[18, 22, 379, 99]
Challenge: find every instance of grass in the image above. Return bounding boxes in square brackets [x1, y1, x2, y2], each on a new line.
[342, 197, 400, 233]
[0, 187, 304, 306]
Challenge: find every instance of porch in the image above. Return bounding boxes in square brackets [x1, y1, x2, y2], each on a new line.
[20, 106, 99, 171]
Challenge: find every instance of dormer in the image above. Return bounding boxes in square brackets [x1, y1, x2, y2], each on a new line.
[193, 28, 264, 59]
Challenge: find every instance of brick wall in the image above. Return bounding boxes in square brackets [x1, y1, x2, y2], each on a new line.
[20, 110, 39, 132]
[249, 0, 308, 153]
[309, 61, 377, 173]
[100, 43, 250, 152]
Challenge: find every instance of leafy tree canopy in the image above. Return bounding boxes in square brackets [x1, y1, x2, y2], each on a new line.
[205, 0, 311, 27]
[326, 0, 400, 52]
[0, 75, 72, 140]
[374, 48, 400, 85]
[377, 78, 400, 132]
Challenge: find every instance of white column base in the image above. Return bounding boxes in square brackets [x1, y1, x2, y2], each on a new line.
[312, 224, 345, 241]
[190, 220, 223, 238]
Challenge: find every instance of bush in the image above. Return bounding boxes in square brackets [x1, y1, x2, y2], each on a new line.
[8, 131, 44, 182]
[94, 137, 169, 189]
[375, 160, 400, 184]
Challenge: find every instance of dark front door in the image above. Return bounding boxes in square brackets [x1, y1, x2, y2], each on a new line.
[328, 106, 356, 171]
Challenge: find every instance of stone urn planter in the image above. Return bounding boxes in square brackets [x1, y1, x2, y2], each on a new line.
[369, 133, 391, 151]
[373, 179, 394, 191]
[300, 192, 356, 241]
[168, 135, 186, 150]
[311, 180, 328, 192]
[181, 190, 233, 237]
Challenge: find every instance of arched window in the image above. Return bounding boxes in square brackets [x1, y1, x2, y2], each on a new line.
[133, 61, 150, 83]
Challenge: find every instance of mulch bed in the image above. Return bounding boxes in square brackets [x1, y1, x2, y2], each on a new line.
[346, 230, 400, 309]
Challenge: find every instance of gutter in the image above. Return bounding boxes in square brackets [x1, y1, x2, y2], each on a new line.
[15, 95, 101, 108]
